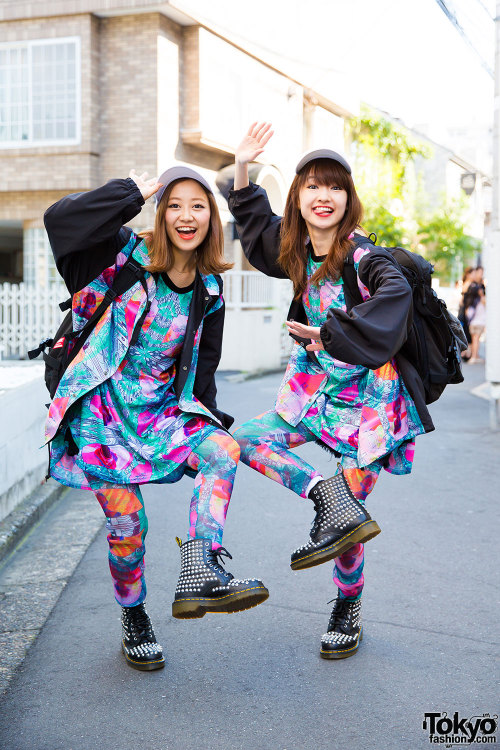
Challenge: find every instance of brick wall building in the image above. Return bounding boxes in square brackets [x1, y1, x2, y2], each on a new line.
[0, 0, 349, 287]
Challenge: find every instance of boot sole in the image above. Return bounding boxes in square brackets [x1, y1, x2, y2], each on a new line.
[290, 520, 381, 571]
[121, 643, 165, 671]
[320, 629, 363, 660]
[172, 585, 269, 619]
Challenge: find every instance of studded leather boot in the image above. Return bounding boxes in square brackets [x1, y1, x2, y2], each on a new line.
[172, 537, 269, 619]
[121, 602, 165, 671]
[290, 470, 380, 570]
[320, 597, 363, 659]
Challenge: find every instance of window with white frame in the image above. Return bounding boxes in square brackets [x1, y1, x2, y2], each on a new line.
[0, 37, 80, 147]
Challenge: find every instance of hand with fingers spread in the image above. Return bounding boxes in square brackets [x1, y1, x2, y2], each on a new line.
[234, 122, 274, 190]
[286, 321, 325, 351]
[236, 122, 274, 165]
[129, 169, 163, 201]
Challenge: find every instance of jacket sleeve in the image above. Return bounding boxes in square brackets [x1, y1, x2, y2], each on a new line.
[227, 182, 288, 279]
[43, 178, 145, 294]
[193, 292, 234, 429]
[319, 248, 412, 369]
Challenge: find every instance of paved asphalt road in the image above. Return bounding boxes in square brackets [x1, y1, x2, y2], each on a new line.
[0, 364, 499, 750]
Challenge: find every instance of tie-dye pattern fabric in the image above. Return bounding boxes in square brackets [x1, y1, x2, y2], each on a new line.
[46, 235, 224, 445]
[91, 479, 148, 607]
[234, 411, 381, 599]
[275, 246, 424, 474]
[86, 429, 239, 607]
[185, 430, 240, 547]
[48, 236, 224, 489]
[234, 410, 322, 498]
[332, 462, 380, 600]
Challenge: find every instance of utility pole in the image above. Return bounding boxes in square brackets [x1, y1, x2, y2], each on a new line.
[487, 1, 500, 428]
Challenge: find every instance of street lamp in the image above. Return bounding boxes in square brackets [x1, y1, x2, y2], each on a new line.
[460, 171, 476, 196]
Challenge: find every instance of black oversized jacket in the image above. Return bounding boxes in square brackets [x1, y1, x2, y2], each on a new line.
[228, 182, 433, 433]
[44, 177, 232, 428]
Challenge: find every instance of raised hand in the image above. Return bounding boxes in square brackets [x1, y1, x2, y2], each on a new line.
[235, 122, 274, 166]
[129, 169, 163, 201]
[234, 122, 274, 190]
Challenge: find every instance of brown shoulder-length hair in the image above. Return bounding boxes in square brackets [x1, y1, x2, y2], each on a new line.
[279, 158, 363, 298]
[140, 179, 233, 275]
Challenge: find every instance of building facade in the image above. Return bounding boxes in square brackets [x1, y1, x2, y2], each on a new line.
[0, 0, 349, 288]
[0, 0, 491, 367]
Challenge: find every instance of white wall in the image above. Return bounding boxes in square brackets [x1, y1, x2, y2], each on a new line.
[198, 28, 304, 185]
[0, 373, 47, 522]
[219, 309, 283, 372]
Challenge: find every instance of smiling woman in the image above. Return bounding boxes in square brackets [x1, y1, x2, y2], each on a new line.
[143, 168, 230, 284]
[42, 162, 269, 673]
[228, 121, 432, 661]
[280, 157, 361, 298]
[166, 181, 210, 248]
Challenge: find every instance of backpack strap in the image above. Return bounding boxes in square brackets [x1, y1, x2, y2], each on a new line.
[342, 257, 362, 312]
[342, 234, 373, 312]
[127, 258, 151, 347]
[75, 245, 146, 337]
[62, 237, 147, 361]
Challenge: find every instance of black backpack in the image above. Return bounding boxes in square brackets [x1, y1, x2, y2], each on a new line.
[342, 234, 468, 405]
[28, 253, 148, 399]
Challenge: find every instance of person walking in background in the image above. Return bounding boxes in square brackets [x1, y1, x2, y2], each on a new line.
[458, 266, 474, 360]
[228, 123, 432, 659]
[43, 166, 268, 671]
[466, 266, 486, 364]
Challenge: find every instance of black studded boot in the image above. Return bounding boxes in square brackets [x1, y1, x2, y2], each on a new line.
[121, 602, 165, 671]
[290, 470, 380, 570]
[320, 597, 363, 659]
[172, 537, 269, 619]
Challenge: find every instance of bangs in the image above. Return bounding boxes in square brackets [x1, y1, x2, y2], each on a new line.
[280, 155, 363, 298]
[144, 178, 232, 275]
[157, 178, 210, 211]
[300, 158, 351, 190]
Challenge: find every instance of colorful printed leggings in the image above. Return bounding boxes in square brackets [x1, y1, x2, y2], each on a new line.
[233, 410, 381, 600]
[84, 429, 239, 607]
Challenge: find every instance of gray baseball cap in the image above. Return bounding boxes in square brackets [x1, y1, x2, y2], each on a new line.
[295, 149, 351, 175]
[155, 166, 213, 207]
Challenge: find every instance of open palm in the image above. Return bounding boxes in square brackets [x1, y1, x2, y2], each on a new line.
[236, 122, 274, 164]
[129, 169, 162, 201]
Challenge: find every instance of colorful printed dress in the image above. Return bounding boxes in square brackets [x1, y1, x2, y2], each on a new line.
[49, 248, 219, 490]
[275, 246, 425, 473]
[42, 177, 232, 493]
[227, 181, 431, 474]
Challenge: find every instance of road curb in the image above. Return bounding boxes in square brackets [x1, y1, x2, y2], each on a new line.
[0, 479, 67, 565]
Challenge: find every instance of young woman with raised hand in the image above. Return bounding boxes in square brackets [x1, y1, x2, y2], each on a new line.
[228, 123, 432, 659]
[43, 166, 269, 671]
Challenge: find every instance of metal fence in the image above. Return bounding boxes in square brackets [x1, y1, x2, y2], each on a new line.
[0, 273, 293, 359]
[0, 282, 66, 359]
[223, 270, 288, 309]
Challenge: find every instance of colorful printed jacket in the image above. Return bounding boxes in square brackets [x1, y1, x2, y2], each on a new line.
[43, 178, 232, 445]
[228, 182, 434, 434]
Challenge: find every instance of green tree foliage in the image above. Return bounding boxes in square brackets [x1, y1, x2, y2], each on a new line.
[417, 201, 482, 283]
[347, 105, 481, 281]
[347, 105, 431, 200]
[361, 203, 405, 248]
